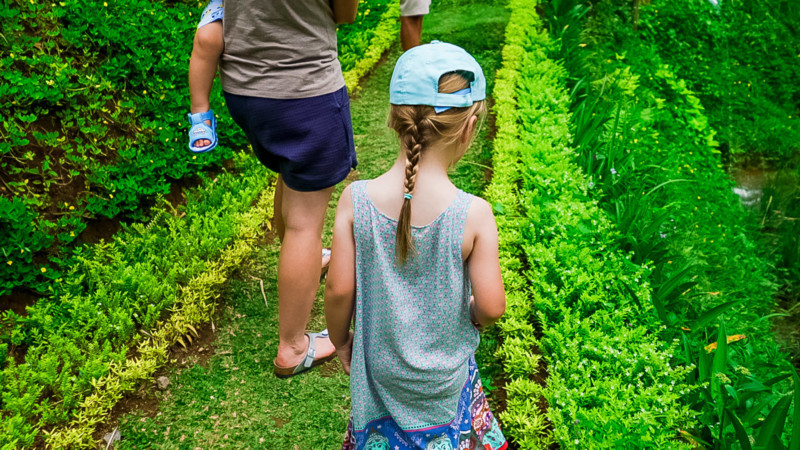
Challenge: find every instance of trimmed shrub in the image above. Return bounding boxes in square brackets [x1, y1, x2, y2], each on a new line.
[487, 1, 694, 447]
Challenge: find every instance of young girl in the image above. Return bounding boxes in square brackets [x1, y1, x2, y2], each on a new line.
[325, 42, 508, 450]
[186, 0, 223, 153]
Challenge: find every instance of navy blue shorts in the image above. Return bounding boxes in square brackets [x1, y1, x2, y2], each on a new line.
[224, 86, 357, 192]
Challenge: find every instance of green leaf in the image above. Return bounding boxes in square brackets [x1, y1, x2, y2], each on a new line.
[712, 317, 728, 376]
[725, 407, 752, 450]
[653, 260, 696, 306]
[744, 394, 776, 426]
[755, 395, 791, 448]
[698, 344, 712, 382]
[765, 373, 793, 387]
[691, 300, 745, 331]
[724, 384, 740, 407]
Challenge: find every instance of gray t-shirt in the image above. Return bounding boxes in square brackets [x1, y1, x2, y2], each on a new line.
[219, 0, 345, 99]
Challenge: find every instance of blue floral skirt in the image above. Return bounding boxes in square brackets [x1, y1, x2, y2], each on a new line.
[342, 357, 508, 450]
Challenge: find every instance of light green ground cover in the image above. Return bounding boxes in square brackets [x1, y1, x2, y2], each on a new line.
[115, 2, 510, 448]
[487, 0, 696, 447]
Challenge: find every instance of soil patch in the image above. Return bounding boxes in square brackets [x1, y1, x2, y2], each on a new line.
[272, 416, 290, 429]
[0, 289, 41, 316]
[77, 216, 123, 245]
[773, 288, 800, 369]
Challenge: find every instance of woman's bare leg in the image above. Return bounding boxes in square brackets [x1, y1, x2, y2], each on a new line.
[273, 178, 337, 368]
[274, 176, 330, 275]
[188, 21, 223, 148]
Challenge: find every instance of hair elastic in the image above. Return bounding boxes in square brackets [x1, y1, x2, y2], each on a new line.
[403, 193, 413, 200]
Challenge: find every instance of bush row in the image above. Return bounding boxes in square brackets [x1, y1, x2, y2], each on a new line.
[486, 1, 695, 447]
[340, 0, 395, 88]
[45, 184, 277, 448]
[0, 0, 395, 297]
[0, 4, 400, 443]
[0, 152, 275, 448]
[561, 1, 799, 445]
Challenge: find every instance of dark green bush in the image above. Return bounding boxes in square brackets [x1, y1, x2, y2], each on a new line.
[0, 0, 393, 295]
[635, 0, 800, 158]
[0, 198, 57, 296]
[487, 2, 694, 447]
[555, 0, 799, 445]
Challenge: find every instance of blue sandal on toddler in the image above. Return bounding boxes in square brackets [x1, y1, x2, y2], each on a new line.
[187, 110, 218, 153]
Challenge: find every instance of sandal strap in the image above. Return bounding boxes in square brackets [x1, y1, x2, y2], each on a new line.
[187, 109, 218, 153]
[190, 123, 213, 138]
[295, 329, 329, 374]
[187, 109, 215, 125]
[189, 123, 214, 147]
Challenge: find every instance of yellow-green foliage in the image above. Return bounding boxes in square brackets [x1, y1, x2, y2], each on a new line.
[0, 153, 274, 448]
[344, 0, 400, 93]
[44, 188, 275, 448]
[487, 0, 696, 447]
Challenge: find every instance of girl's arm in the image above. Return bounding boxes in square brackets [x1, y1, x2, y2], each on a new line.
[330, 0, 359, 24]
[465, 198, 506, 328]
[324, 184, 357, 372]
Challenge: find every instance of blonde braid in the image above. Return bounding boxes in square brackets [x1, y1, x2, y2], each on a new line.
[396, 114, 432, 264]
[403, 122, 423, 197]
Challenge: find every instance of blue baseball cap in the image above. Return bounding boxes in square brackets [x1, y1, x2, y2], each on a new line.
[389, 41, 486, 113]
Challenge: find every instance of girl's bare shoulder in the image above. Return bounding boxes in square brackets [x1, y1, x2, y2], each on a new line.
[466, 196, 496, 228]
[462, 196, 498, 260]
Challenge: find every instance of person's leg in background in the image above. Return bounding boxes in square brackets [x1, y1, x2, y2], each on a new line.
[399, 0, 430, 50]
[224, 86, 355, 376]
[273, 177, 332, 279]
[400, 15, 424, 50]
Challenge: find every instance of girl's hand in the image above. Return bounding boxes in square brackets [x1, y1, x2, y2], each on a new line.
[469, 296, 483, 331]
[336, 330, 355, 375]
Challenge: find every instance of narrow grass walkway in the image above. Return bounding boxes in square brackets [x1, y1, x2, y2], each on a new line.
[116, 3, 509, 448]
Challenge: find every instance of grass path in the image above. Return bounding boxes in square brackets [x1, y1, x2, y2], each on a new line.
[116, 3, 509, 448]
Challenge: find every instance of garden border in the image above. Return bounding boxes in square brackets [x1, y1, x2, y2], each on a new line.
[0, 6, 402, 444]
[487, 0, 696, 447]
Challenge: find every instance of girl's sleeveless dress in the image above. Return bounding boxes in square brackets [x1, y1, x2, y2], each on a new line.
[342, 181, 507, 450]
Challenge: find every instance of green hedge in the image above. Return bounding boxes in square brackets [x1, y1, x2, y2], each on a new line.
[0, 153, 274, 448]
[0, 0, 395, 297]
[563, 1, 799, 445]
[486, 1, 694, 447]
[0, 3, 399, 444]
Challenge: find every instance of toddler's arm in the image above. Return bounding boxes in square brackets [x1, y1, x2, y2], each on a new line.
[324, 184, 357, 373]
[465, 198, 506, 329]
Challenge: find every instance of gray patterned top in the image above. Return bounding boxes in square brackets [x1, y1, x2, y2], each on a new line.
[348, 180, 480, 432]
